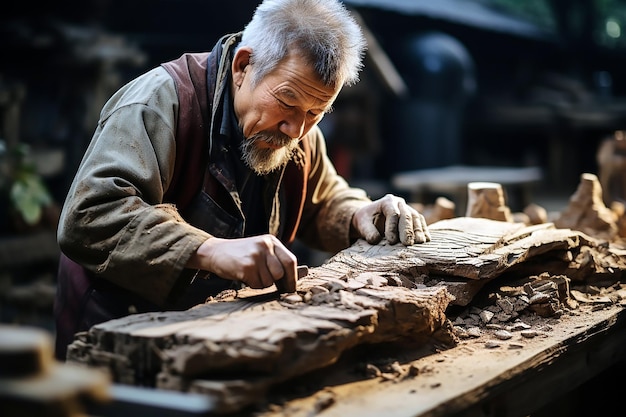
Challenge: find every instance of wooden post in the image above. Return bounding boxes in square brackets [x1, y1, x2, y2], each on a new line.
[466, 182, 513, 222]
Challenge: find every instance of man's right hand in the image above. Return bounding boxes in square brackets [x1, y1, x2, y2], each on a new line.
[186, 235, 298, 292]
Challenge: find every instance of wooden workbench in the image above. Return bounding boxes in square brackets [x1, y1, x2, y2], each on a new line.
[391, 165, 543, 214]
[65, 217, 626, 416]
[255, 302, 626, 417]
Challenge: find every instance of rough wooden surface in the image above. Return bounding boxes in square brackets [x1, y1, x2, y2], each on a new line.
[68, 277, 453, 413]
[65, 215, 626, 413]
[555, 173, 619, 241]
[466, 181, 513, 222]
[256, 303, 626, 417]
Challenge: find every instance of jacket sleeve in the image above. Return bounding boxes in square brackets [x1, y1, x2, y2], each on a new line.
[297, 126, 371, 253]
[57, 68, 211, 307]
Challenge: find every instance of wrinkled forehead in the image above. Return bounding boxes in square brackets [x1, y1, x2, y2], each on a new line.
[267, 50, 340, 92]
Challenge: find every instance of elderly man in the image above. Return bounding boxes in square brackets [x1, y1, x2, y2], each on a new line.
[54, 0, 430, 360]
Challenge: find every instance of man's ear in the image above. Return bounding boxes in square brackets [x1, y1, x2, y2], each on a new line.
[232, 47, 252, 88]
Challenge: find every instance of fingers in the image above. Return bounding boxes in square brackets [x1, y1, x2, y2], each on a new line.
[256, 259, 279, 288]
[249, 236, 296, 291]
[383, 209, 400, 244]
[266, 243, 297, 293]
[355, 194, 431, 247]
[195, 235, 298, 291]
[400, 205, 431, 245]
[416, 209, 431, 243]
[398, 203, 415, 245]
[356, 211, 384, 244]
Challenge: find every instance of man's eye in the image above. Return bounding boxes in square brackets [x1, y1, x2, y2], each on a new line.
[278, 99, 293, 108]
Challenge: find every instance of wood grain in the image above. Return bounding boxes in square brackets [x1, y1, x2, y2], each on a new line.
[66, 217, 626, 413]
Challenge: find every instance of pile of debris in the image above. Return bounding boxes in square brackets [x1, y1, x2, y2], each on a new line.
[450, 270, 626, 349]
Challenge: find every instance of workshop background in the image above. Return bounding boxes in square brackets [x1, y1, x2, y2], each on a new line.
[2, 0, 626, 357]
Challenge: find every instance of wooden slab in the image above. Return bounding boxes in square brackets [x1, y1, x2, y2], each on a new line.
[66, 217, 626, 413]
[69, 283, 453, 412]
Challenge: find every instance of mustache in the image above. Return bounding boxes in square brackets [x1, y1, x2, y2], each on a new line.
[249, 131, 295, 148]
[239, 130, 300, 176]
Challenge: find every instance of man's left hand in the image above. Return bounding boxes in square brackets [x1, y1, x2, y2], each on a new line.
[352, 194, 431, 246]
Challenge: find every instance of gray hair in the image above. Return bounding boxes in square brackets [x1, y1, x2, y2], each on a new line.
[238, 0, 367, 88]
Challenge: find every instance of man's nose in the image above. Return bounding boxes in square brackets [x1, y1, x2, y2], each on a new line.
[280, 114, 306, 140]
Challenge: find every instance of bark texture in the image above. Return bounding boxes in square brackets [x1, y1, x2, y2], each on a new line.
[66, 215, 626, 413]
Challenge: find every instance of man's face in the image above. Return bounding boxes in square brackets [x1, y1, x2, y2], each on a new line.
[232, 49, 341, 175]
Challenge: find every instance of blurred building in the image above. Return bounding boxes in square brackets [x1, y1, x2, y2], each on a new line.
[3, 0, 626, 322]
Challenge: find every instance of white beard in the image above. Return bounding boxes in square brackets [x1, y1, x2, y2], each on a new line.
[239, 133, 299, 175]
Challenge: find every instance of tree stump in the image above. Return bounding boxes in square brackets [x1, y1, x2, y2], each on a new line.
[466, 182, 513, 222]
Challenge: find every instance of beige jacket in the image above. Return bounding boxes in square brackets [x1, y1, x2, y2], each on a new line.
[58, 51, 370, 306]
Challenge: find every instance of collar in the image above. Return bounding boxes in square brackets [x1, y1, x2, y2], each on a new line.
[208, 32, 242, 157]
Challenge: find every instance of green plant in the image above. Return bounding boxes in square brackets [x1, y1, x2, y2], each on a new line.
[0, 139, 53, 226]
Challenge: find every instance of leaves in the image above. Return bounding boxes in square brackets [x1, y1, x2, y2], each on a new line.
[0, 141, 55, 226]
[9, 167, 53, 226]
